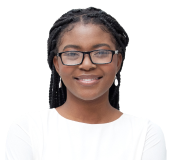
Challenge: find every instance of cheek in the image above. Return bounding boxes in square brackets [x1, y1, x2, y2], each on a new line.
[103, 62, 117, 81]
[106, 63, 116, 73]
[58, 59, 72, 75]
[58, 63, 75, 85]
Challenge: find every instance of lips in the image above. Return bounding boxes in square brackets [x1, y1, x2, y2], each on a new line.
[74, 75, 103, 80]
[74, 75, 103, 86]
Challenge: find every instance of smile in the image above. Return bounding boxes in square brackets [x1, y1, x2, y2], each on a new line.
[74, 77, 102, 86]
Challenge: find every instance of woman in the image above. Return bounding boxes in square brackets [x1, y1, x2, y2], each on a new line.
[5, 7, 166, 160]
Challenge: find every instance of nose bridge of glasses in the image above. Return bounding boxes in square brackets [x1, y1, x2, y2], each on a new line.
[82, 52, 93, 63]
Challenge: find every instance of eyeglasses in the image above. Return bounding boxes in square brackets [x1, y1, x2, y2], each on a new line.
[55, 49, 119, 66]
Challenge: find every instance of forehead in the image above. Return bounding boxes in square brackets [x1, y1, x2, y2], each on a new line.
[58, 23, 116, 52]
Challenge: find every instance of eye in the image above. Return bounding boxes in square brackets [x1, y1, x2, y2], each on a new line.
[64, 52, 80, 56]
[68, 52, 77, 56]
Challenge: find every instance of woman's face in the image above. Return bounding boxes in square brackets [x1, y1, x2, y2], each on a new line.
[53, 23, 122, 101]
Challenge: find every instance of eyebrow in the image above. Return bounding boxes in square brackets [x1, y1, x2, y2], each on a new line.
[63, 43, 111, 51]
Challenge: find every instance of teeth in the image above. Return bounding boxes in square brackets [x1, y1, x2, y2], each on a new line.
[79, 78, 98, 81]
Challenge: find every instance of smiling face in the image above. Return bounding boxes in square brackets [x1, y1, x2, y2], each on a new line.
[53, 23, 122, 102]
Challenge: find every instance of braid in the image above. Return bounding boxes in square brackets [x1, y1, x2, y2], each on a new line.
[47, 7, 129, 110]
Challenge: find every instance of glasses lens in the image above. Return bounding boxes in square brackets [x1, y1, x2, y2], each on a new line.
[61, 51, 83, 65]
[61, 50, 113, 65]
[91, 50, 112, 64]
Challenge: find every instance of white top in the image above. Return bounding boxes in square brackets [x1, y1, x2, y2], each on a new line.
[5, 108, 167, 160]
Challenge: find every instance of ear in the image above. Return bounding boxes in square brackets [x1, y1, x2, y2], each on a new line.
[53, 56, 60, 75]
[117, 53, 122, 73]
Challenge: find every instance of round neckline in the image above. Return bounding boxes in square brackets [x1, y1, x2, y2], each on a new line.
[53, 108, 125, 126]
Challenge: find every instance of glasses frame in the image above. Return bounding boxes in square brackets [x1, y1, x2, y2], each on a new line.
[55, 49, 119, 66]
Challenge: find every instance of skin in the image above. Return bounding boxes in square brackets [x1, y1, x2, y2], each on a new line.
[53, 23, 123, 124]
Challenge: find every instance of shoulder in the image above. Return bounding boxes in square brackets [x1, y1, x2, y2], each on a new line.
[8, 108, 55, 134]
[124, 113, 166, 144]
[122, 113, 165, 136]
[122, 113, 149, 128]
[5, 108, 56, 159]
[6, 108, 56, 158]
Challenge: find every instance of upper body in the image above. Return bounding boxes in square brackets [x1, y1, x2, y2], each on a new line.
[5, 7, 167, 160]
[5, 108, 167, 160]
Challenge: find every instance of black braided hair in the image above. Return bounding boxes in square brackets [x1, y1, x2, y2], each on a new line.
[47, 7, 129, 110]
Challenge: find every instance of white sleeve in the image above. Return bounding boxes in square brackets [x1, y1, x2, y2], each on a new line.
[141, 121, 167, 160]
[5, 118, 34, 160]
